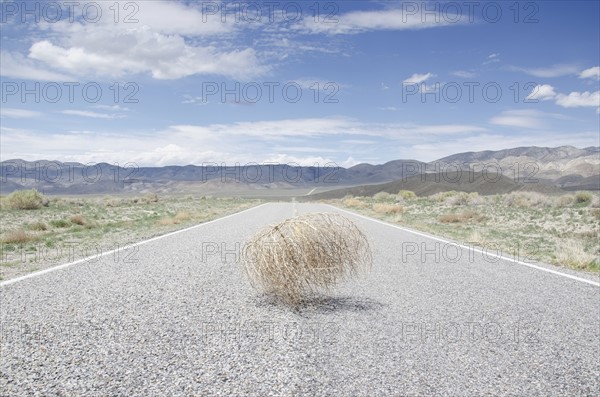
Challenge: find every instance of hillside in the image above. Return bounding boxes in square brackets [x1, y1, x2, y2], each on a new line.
[307, 172, 564, 200]
[1, 146, 597, 195]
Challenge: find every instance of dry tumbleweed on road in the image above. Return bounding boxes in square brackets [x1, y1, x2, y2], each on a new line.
[242, 212, 373, 305]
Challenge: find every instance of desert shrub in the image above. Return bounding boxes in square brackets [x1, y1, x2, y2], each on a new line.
[555, 194, 574, 207]
[591, 208, 600, 220]
[555, 240, 598, 269]
[342, 197, 366, 208]
[439, 210, 485, 223]
[466, 230, 485, 245]
[28, 221, 48, 231]
[242, 213, 372, 305]
[373, 192, 393, 202]
[503, 192, 526, 207]
[142, 193, 159, 204]
[157, 211, 192, 226]
[70, 215, 87, 225]
[445, 192, 480, 206]
[429, 191, 457, 203]
[398, 190, 417, 200]
[574, 191, 593, 205]
[438, 214, 462, 223]
[103, 196, 120, 207]
[5, 189, 47, 210]
[373, 203, 404, 214]
[50, 219, 71, 228]
[504, 192, 551, 208]
[174, 211, 191, 223]
[2, 229, 35, 244]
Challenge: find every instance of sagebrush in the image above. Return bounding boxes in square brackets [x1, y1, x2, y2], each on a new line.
[5, 189, 47, 210]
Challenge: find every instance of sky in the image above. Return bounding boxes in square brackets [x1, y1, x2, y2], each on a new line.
[0, 0, 599, 167]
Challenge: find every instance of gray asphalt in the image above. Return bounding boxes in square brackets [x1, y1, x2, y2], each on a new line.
[1, 202, 598, 396]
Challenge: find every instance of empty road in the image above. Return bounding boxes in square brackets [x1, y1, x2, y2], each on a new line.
[1, 203, 598, 396]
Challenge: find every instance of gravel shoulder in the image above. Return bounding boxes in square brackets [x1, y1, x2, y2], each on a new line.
[1, 202, 598, 396]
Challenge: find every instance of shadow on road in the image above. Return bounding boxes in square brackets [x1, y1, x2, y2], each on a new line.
[252, 294, 386, 314]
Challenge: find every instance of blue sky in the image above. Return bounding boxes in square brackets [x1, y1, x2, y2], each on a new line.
[1, 0, 598, 166]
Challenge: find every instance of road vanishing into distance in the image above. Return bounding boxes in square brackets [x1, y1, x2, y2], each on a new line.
[1, 203, 598, 396]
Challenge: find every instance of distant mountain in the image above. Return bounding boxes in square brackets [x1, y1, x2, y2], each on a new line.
[1, 146, 598, 195]
[435, 146, 599, 189]
[306, 172, 564, 201]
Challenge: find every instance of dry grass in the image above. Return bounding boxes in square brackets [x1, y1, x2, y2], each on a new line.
[398, 190, 417, 200]
[438, 214, 463, 223]
[373, 192, 393, 202]
[444, 192, 481, 206]
[555, 194, 574, 207]
[50, 219, 71, 228]
[157, 211, 192, 226]
[174, 211, 191, 222]
[70, 215, 87, 225]
[28, 221, 48, 231]
[555, 240, 598, 269]
[466, 230, 485, 245]
[2, 229, 36, 244]
[430, 191, 457, 203]
[0, 195, 258, 280]
[142, 193, 159, 204]
[438, 210, 485, 223]
[242, 213, 372, 305]
[504, 191, 551, 208]
[574, 191, 593, 205]
[373, 203, 404, 214]
[343, 197, 367, 208]
[337, 190, 599, 272]
[157, 217, 176, 226]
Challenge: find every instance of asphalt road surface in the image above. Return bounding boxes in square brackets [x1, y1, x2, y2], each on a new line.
[1, 203, 598, 396]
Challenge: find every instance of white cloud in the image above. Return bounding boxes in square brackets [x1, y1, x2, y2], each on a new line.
[579, 66, 600, 80]
[15, 1, 267, 81]
[0, 108, 42, 118]
[93, 104, 130, 112]
[489, 110, 547, 129]
[29, 37, 267, 81]
[1, 117, 486, 166]
[61, 110, 125, 119]
[118, 0, 234, 36]
[526, 84, 557, 101]
[295, 8, 464, 35]
[0, 51, 74, 81]
[451, 70, 476, 79]
[483, 53, 500, 65]
[165, 118, 485, 140]
[523, 85, 599, 111]
[403, 73, 434, 84]
[555, 91, 600, 108]
[4, 116, 597, 166]
[341, 139, 378, 145]
[509, 64, 580, 78]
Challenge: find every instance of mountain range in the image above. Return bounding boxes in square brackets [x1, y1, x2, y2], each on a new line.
[1, 146, 598, 196]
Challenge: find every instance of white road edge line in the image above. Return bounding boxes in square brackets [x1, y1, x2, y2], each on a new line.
[329, 205, 600, 288]
[0, 203, 270, 288]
